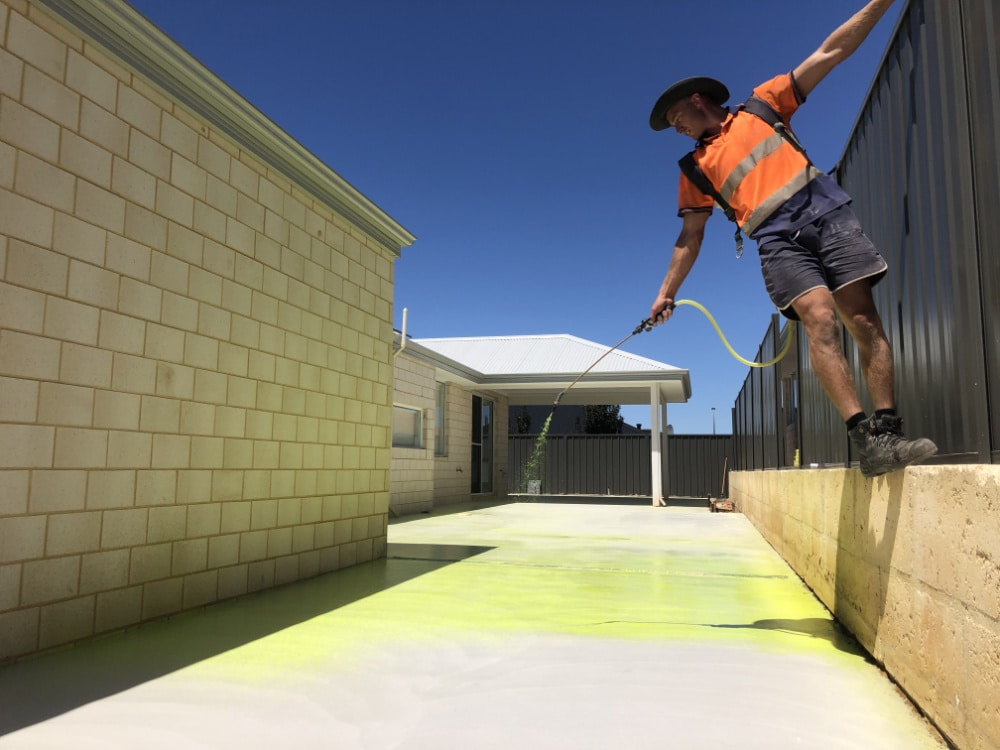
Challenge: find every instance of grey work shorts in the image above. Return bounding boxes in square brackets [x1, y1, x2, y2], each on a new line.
[756, 203, 888, 321]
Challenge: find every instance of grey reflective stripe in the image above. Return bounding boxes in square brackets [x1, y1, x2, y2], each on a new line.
[719, 133, 786, 202]
[741, 165, 823, 235]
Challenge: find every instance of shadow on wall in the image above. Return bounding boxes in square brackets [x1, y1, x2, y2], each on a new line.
[0, 544, 492, 737]
[835, 472, 904, 650]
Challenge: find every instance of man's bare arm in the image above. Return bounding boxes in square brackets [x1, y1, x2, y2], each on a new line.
[793, 0, 897, 98]
[650, 211, 710, 324]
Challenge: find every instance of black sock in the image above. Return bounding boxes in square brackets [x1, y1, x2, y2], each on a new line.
[874, 408, 897, 419]
[845, 412, 867, 430]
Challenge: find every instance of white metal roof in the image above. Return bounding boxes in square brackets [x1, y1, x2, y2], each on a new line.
[399, 333, 691, 406]
[414, 334, 682, 376]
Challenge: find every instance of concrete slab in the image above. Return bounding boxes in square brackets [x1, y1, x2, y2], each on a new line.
[0, 502, 946, 749]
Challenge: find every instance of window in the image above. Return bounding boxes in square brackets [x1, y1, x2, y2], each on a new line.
[392, 405, 424, 448]
[434, 382, 447, 456]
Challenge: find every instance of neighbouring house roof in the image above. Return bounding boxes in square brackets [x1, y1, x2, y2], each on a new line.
[396, 333, 691, 406]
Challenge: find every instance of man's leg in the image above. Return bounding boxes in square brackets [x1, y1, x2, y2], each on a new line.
[832, 278, 894, 410]
[790, 287, 863, 419]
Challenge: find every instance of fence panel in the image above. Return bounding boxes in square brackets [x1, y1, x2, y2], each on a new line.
[509, 434, 732, 497]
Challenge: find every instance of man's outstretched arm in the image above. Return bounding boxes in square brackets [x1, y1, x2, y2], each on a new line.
[650, 211, 710, 325]
[793, 0, 898, 98]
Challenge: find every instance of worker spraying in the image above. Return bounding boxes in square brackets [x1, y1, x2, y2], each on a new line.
[646, 0, 935, 478]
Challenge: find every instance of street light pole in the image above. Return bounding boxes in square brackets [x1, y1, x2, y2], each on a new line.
[711, 407, 716, 435]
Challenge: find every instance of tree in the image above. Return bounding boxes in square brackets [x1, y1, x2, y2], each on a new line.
[585, 405, 624, 434]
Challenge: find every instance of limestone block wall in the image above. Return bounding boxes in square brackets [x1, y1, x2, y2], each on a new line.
[389, 353, 435, 516]
[0, 0, 411, 662]
[730, 466, 1000, 750]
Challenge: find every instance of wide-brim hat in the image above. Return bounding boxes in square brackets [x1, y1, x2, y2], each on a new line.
[649, 76, 730, 131]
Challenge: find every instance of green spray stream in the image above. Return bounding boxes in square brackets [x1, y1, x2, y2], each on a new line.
[522, 302, 793, 493]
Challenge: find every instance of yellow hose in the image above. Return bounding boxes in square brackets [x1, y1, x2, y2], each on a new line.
[674, 299, 793, 368]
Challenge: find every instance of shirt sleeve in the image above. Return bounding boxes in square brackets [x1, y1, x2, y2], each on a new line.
[750, 72, 804, 123]
[677, 171, 715, 218]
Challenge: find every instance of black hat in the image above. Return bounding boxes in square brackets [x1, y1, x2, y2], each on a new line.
[649, 76, 730, 131]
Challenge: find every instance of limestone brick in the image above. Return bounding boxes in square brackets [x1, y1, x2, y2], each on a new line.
[110, 351, 158, 393]
[239, 530, 268, 564]
[6, 240, 65, 296]
[179, 401, 215, 436]
[124, 203, 167, 251]
[45, 511, 101, 556]
[187, 503, 220, 538]
[161, 291, 198, 332]
[1, 190, 54, 250]
[201, 539, 238, 582]
[66, 49, 117, 111]
[141, 578, 182, 619]
[177, 470, 211, 504]
[44, 296, 99, 346]
[54, 427, 107, 468]
[226, 376, 256, 410]
[0, 376, 37, 423]
[129, 131, 170, 182]
[0, 470, 29, 516]
[111, 156, 156, 208]
[236, 193, 264, 232]
[0, 45, 22, 100]
[150, 434, 191, 469]
[193, 369, 227, 405]
[68, 259, 119, 309]
[21, 555, 79, 606]
[0, 95, 60, 164]
[117, 86, 161, 139]
[106, 430, 151, 469]
[0, 423, 54, 468]
[23, 65, 79, 130]
[148, 505, 187, 544]
[37, 382, 93, 426]
[139, 395, 180, 433]
[189, 267, 222, 306]
[86, 470, 136, 510]
[182, 570, 217, 609]
[156, 361, 194, 399]
[102, 507, 147, 549]
[132, 469, 174, 507]
[80, 100, 129, 157]
[160, 112, 198, 162]
[189, 435, 222, 469]
[145, 322, 185, 363]
[15, 151, 74, 213]
[217, 564, 248, 599]
[76, 181, 126, 234]
[0, 514, 46, 562]
[220, 500, 251, 534]
[196, 136, 230, 181]
[106, 233, 151, 281]
[206, 176, 238, 219]
[60, 342, 112, 388]
[252, 441, 279, 470]
[38, 596, 94, 651]
[94, 585, 141, 633]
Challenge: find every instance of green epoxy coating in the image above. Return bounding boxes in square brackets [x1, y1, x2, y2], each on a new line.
[0, 503, 945, 748]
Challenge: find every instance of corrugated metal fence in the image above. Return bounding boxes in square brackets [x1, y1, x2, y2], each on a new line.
[734, 0, 998, 470]
[509, 434, 733, 498]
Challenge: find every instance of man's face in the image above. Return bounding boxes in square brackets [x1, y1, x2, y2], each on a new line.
[666, 95, 708, 140]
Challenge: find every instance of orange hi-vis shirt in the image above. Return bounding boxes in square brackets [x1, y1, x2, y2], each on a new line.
[677, 73, 823, 236]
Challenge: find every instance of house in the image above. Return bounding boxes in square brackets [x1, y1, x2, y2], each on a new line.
[390, 331, 690, 515]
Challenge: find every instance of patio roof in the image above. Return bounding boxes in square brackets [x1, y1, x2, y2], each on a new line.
[396, 333, 691, 406]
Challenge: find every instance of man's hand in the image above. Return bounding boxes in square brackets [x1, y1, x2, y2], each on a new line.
[650, 295, 675, 326]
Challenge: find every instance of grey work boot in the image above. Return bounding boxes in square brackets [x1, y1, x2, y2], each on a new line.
[849, 414, 937, 478]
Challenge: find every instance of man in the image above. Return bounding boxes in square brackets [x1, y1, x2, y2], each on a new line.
[647, 0, 936, 478]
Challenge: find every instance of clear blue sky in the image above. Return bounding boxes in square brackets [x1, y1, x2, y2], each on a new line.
[128, 0, 903, 434]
